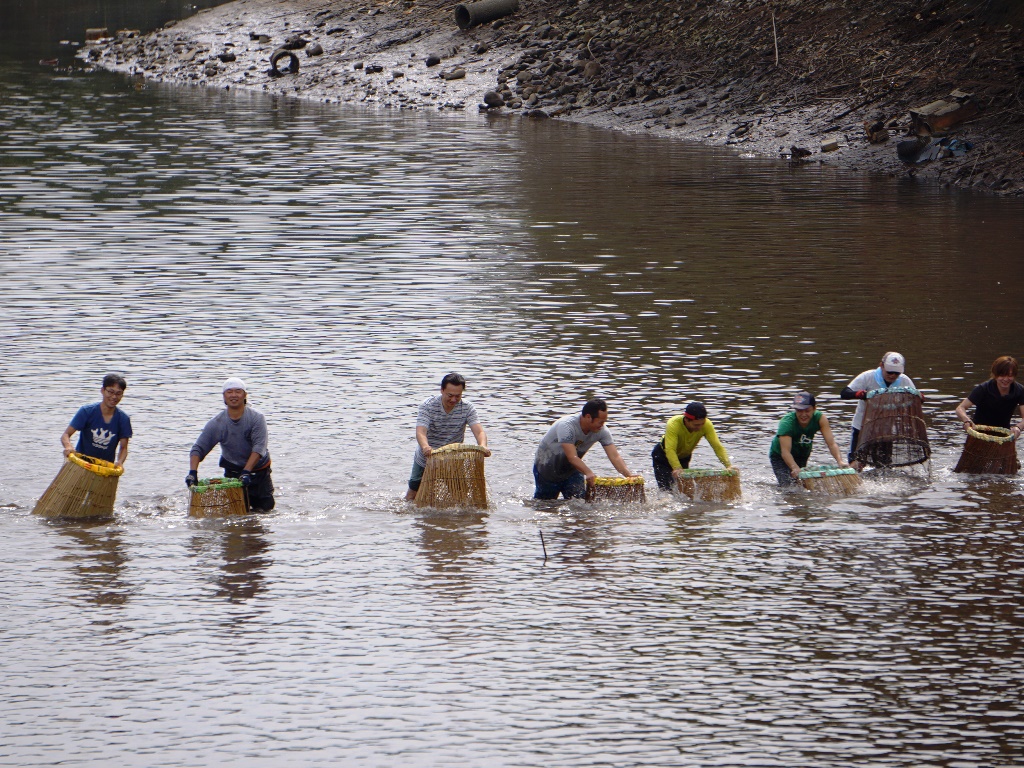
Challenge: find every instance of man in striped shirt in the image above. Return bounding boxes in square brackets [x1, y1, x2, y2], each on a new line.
[406, 372, 490, 501]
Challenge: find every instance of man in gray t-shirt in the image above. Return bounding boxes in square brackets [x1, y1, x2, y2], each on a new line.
[406, 372, 490, 501]
[533, 399, 638, 499]
[186, 377, 275, 511]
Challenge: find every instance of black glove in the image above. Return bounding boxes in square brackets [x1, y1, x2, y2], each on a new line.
[855, 390, 867, 399]
[240, 471, 253, 487]
[185, 469, 199, 488]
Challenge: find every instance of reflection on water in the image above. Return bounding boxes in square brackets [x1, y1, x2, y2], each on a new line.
[414, 510, 488, 569]
[2, 60, 1024, 766]
[188, 518, 272, 603]
[54, 521, 132, 608]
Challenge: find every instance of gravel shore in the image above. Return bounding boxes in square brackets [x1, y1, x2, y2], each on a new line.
[81, 0, 1024, 197]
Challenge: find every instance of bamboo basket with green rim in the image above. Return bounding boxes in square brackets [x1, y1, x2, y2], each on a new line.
[188, 477, 249, 517]
[953, 425, 1020, 475]
[415, 443, 488, 509]
[676, 467, 741, 502]
[586, 475, 645, 503]
[34, 451, 124, 519]
[799, 465, 862, 496]
[852, 386, 930, 468]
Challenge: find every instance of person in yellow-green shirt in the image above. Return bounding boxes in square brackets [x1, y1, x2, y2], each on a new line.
[651, 402, 733, 490]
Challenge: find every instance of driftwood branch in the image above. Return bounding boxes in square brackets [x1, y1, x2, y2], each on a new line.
[772, 12, 779, 67]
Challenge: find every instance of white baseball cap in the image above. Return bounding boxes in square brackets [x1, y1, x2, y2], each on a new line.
[222, 377, 248, 392]
[882, 352, 905, 374]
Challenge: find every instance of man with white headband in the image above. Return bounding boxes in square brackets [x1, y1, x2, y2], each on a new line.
[186, 377, 274, 511]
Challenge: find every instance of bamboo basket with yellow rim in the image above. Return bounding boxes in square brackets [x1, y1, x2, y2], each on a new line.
[953, 424, 1020, 475]
[586, 475, 645, 503]
[415, 443, 488, 509]
[799, 465, 862, 496]
[188, 477, 249, 517]
[34, 451, 124, 519]
[676, 467, 741, 502]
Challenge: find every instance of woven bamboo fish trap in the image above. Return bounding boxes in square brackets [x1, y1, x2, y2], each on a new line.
[415, 443, 488, 509]
[799, 465, 862, 496]
[676, 467, 741, 502]
[34, 451, 124, 519]
[188, 477, 249, 517]
[953, 425, 1020, 475]
[852, 386, 930, 468]
[585, 476, 646, 503]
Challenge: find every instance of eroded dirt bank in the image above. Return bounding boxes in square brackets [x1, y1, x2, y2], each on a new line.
[82, 0, 1024, 196]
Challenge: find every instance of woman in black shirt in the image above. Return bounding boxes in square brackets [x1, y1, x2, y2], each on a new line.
[955, 356, 1024, 441]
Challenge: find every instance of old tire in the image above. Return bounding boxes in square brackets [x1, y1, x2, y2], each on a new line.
[270, 49, 300, 76]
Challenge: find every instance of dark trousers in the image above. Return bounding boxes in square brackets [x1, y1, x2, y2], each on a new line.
[848, 427, 861, 464]
[651, 443, 690, 490]
[532, 464, 587, 500]
[770, 453, 805, 486]
[220, 457, 275, 511]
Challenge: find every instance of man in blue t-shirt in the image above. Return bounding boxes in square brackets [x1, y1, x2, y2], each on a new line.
[61, 374, 133, 466]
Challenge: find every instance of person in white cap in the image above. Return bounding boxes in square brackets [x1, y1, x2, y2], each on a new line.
[839, 352, 918, 468]
[187, 377, 274, 511]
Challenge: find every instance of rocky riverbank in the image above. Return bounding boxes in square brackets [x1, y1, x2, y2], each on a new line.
[81, 0, 1024, 196]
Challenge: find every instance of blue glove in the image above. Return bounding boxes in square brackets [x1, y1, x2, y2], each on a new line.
[240, 471, 253, 487]
[185, 470, 198, 488]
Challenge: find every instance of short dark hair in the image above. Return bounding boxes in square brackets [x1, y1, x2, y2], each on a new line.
[441, 372, 467, 390]
[991, 356, 1019, 379]
[581, 399, 607, 419]
[684, 402, 708, 419]
[102, 373, 127, 391]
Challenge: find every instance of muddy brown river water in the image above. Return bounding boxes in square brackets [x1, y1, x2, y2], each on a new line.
[2, 58, 1024, 767]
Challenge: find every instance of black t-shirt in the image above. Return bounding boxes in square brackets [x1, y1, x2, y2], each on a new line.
[968, 380, 1024, 428]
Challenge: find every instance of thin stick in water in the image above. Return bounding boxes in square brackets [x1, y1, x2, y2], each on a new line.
[538, 527, 547, 562]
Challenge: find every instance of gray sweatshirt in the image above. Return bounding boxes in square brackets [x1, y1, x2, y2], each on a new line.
[190, 407, 269, 467]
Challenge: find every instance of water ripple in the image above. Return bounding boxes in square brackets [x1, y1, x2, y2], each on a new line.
[2, 65, 1024, 767]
